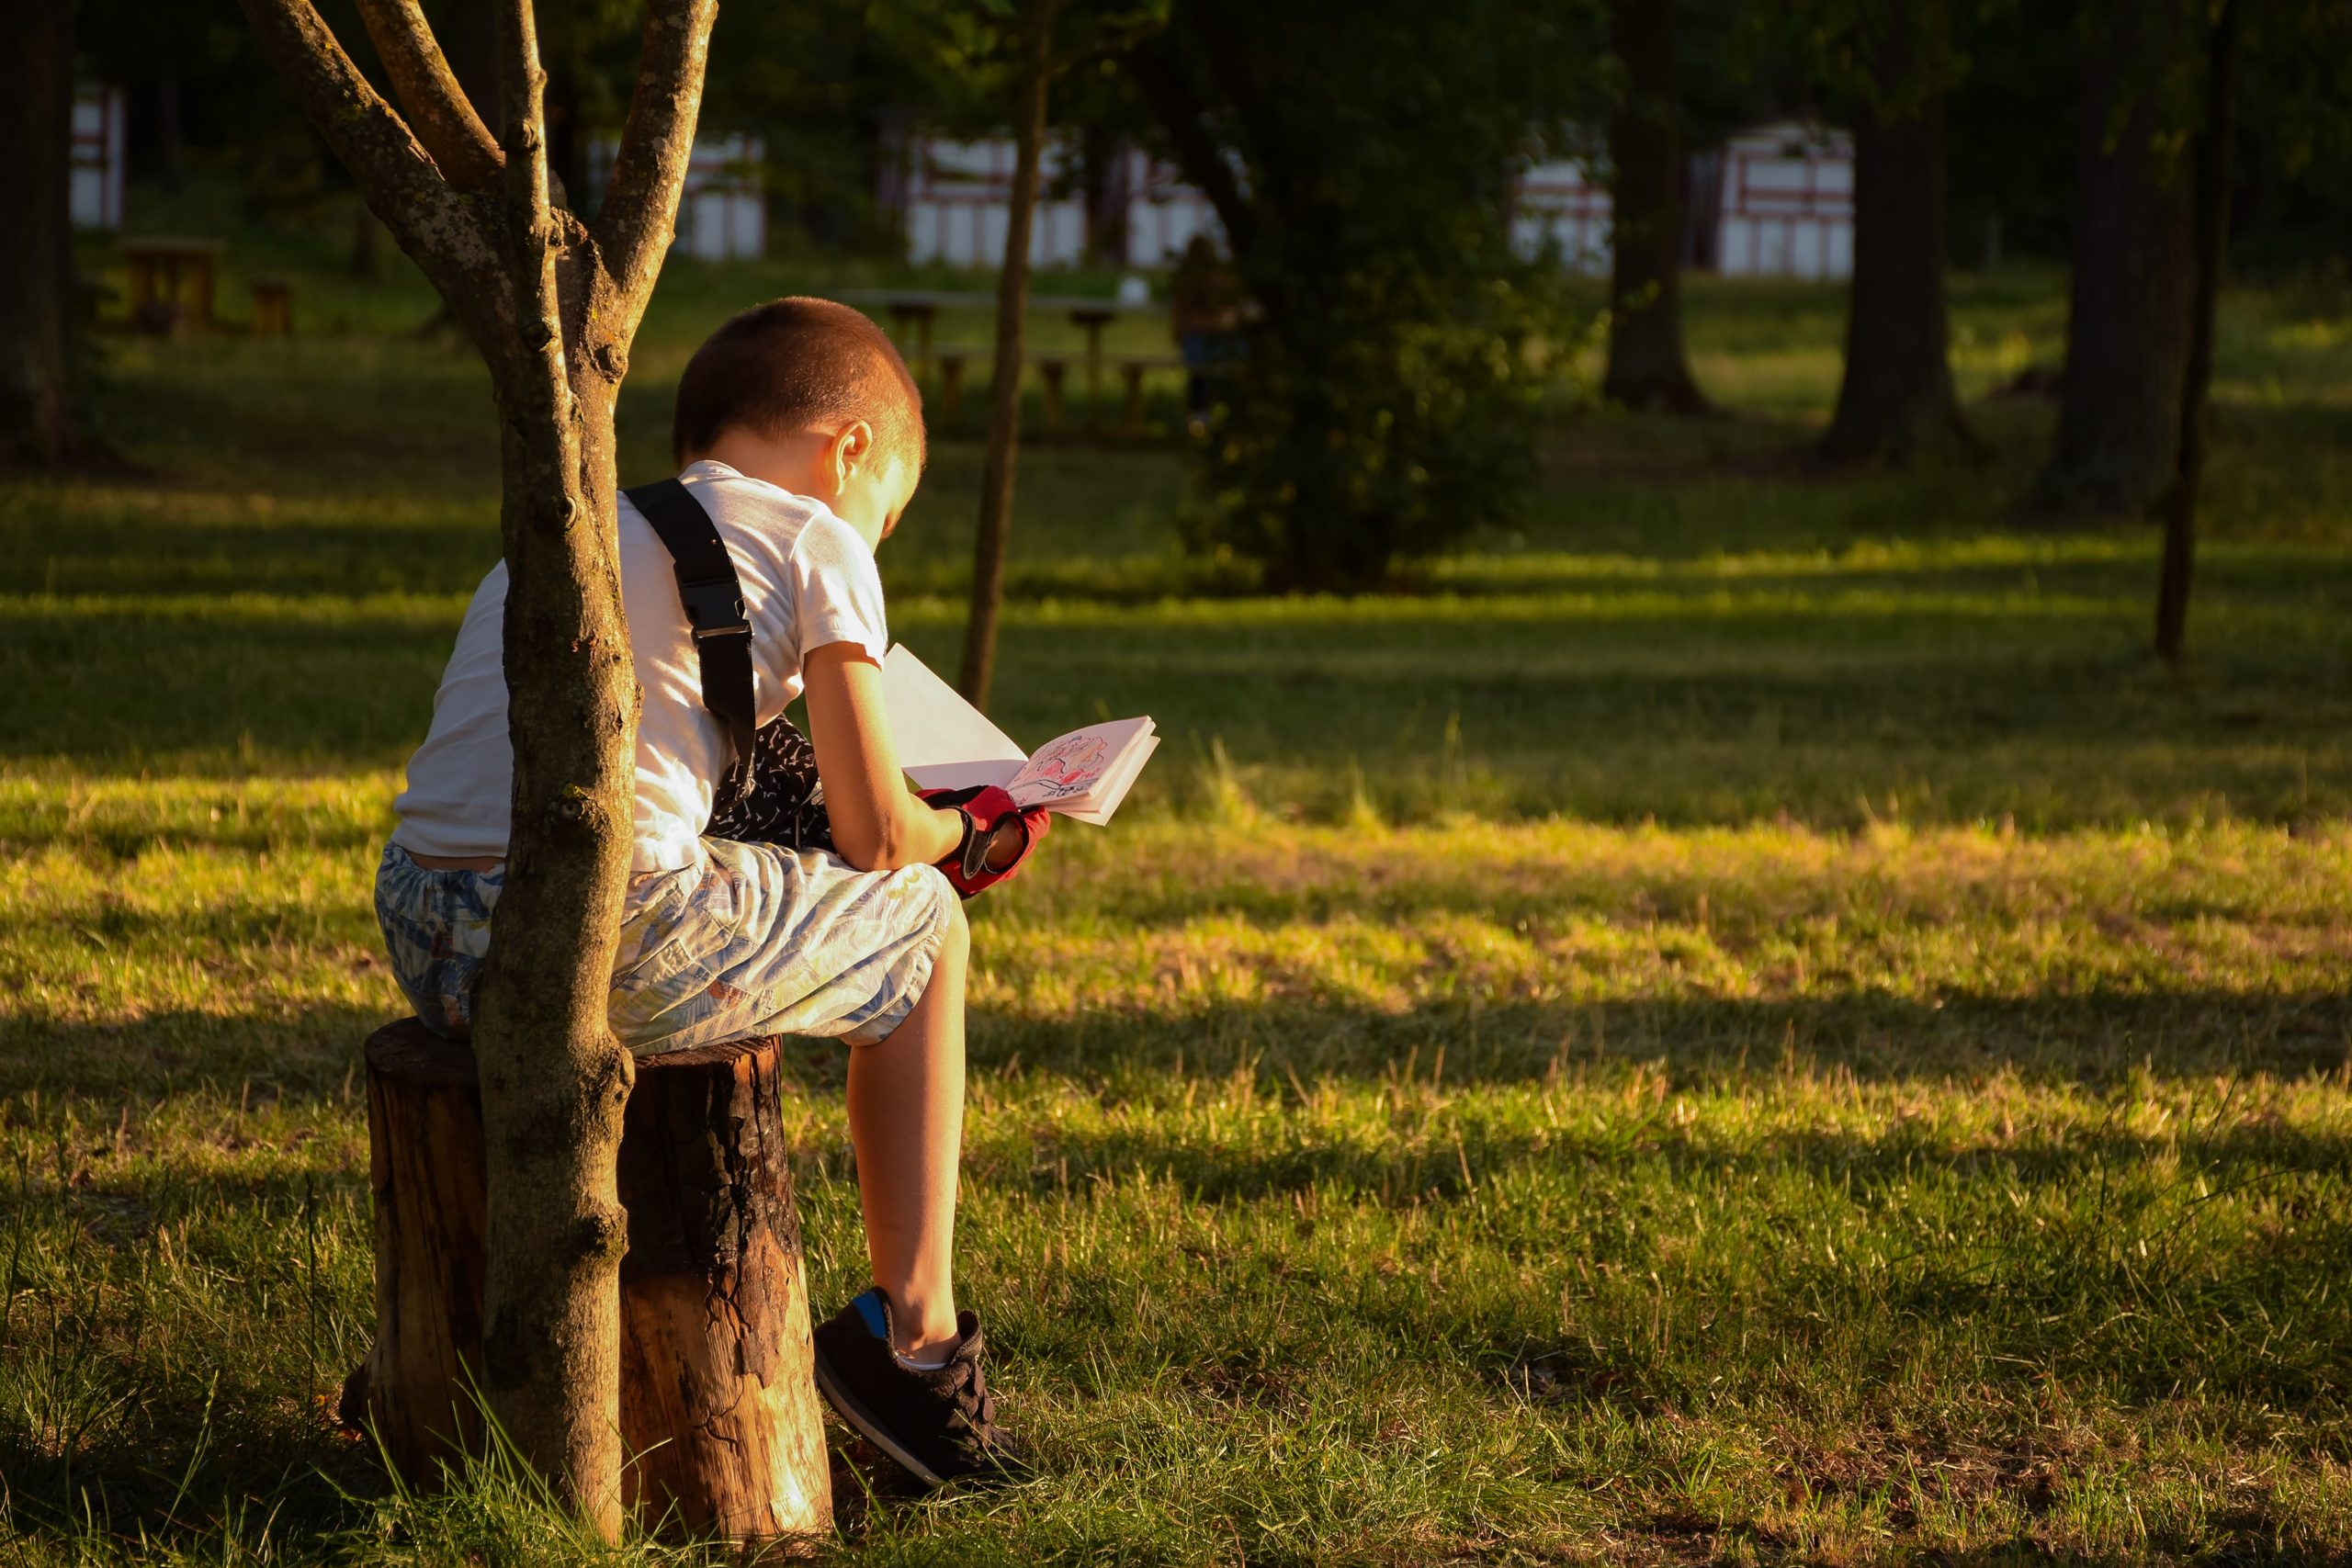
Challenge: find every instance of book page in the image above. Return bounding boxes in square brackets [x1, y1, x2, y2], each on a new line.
[880, 643, 1027, 793]
[1057, 734, 1159, 825]
[1006, 716, 1154, 812]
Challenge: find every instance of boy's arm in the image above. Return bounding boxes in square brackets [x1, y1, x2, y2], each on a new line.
[801, 642, 967, 873]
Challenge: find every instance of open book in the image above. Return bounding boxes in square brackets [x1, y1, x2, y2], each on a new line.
[879, 643, 1159, 826]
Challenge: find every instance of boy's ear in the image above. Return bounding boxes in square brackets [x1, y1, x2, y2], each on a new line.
[829, 418, 877, 486]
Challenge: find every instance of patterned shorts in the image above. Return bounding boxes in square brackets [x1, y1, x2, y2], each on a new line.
[374, 838, 957, 1055]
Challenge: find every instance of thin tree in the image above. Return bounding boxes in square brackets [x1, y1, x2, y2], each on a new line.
[960, 0, 1066, 710]
[2154, 0, 2240, 662]
[0, 0, 79, 463]
[1600, 0, 1710, 414]
[2034, 0, 2196, 517]
[237, 0, 716, 1531]
[1819, 0, 1975, 463]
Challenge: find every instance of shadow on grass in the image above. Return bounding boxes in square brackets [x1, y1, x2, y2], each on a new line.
[3, 986, 2346, 1109]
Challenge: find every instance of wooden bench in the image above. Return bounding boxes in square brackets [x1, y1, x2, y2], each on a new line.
[927, 348, 1198, 438]
[250, 276, 294, 338]
[1112, 353, 1190, 435]
[120, 235, 224, 333]
[345, 1019, 830, 1540]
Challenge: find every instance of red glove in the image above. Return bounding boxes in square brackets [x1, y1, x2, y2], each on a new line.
[919, 784, 1051, 897]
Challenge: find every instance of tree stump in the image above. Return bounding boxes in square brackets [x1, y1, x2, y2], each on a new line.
[345, 1019, 831, 1541]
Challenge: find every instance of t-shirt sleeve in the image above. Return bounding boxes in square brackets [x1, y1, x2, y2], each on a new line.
[786, 513, 890, 666]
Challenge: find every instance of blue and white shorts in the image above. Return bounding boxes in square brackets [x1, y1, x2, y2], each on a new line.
[373, 837, 957, 1055]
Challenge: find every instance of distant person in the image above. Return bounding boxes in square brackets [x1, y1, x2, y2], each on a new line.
[374, 299, 1044, 1489]
[1170, 233, 1246, 428]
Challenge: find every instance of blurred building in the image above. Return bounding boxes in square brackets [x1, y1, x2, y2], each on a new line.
[892, 136, 1091, 267]
[885, 135, 1220, 268]
[587, 131, 767, 262]
[1511, 160, 1611, 274]
[1690, 121, 1855, 281]
[72, 85, 127, 231]
[882, 123, 1854, 282]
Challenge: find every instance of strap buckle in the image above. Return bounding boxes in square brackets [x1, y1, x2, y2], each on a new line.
[677, 578, 749, 641]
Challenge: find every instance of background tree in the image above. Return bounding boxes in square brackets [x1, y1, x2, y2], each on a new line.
[2154, 0, 2237, 661]
[876, 0, 1159, 710]
[0, 0, 80, 464]
[960, 0, 1063, 709]
[1816, 0, 1975, 463]
[1601, 0, 1711, 414]
[237, 0, 714, 1531]
[2034, 0, 2198, 517]
[1128, 0, 1589, 592]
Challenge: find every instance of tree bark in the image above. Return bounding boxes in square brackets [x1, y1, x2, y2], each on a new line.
[2035, 0, 2196, 517]
[237, 0, 715, 1532]
[158, 73, 187, 195]
[1600, 0, 1709, 415]
[349, 1021, 831, 1540]
[0, 0, 79, 465]
[958, 0, 1057, 712]
[354, 0, 505, 190]
[1820, 0, 1973, 464]
[2154, 0, 2238, 662]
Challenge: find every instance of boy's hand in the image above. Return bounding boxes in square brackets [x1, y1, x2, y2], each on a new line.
[919, 785, 1051, 897]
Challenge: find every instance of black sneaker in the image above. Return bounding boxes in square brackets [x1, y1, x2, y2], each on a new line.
[811, 1288, 1032, 1488]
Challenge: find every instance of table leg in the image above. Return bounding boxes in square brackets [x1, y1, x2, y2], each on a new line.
[1083, 323, 1103, 434]
[1039, 362, 1066, 434]
[1123, 364, 1147, 436]
[940, 359, 965, 426]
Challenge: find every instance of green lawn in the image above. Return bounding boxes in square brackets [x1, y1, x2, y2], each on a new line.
[4, 223, 2350, 1563]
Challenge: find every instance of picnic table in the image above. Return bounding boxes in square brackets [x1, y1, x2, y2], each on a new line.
[832, 288, 1170, 435]
[120, 236, 224, 331]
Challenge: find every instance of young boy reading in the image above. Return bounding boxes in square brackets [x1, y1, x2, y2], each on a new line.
[374, 298, 1042, 1487]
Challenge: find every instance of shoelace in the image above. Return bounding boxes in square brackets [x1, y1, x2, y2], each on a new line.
[948, 1356, 998, 1436]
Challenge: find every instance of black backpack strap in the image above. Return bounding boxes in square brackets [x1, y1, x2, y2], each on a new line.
[624, 478, 756, 803]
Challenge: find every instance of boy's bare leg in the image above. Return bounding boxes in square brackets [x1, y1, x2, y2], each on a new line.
[845, 898, 968, 1364]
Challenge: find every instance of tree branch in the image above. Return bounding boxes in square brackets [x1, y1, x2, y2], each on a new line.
[495, 0, 568, 393]
[354, 0, 504, 192]
[594, 0, 717, 330]
[235, 0, 502, 339]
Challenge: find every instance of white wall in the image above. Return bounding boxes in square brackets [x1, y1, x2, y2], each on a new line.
[1512, 160, 1610, 273]
[902, 138, 1091, 267]
[889, 125, 1857, 282]
[1713, 123, 1854, 281]
[71, 86, 126, 231]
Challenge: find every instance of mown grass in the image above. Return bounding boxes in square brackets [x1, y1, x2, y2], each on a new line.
[4, 219, 2350, 1563]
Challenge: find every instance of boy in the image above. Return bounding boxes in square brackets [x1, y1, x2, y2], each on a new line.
[374, 298, 1041, 1487]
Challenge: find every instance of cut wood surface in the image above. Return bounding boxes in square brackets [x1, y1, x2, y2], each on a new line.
[346, 1019, 831, 1541]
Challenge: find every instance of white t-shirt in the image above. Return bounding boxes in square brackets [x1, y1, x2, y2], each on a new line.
[390, 460, 889, 873]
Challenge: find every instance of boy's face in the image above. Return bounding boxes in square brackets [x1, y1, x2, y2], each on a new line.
[815, 421, 921, 552]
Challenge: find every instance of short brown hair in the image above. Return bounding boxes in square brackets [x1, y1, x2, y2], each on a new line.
[671, 297, 925, 468]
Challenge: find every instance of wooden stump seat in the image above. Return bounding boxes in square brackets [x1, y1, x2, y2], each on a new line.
[345, 1019, 831, 1540]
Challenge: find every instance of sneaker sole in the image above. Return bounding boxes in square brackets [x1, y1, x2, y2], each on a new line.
[811, 1343, 946, 1489]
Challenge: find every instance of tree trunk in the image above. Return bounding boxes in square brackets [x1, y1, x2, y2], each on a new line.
[2155, 0, 2238, 662]
[349, 1021, 831, 1540]
[2035, 1, 2195, 517]
[957, 0, 1057, 711]
[158, 73, 187, 195]
[0, 0, 79, 465]
[1600, 0, 1708, 414]
[239, 0, 716, 1530]
[1820, 0, 1973, 464]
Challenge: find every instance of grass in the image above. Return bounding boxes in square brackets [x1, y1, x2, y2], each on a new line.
[4, 204, 2350, 1562]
